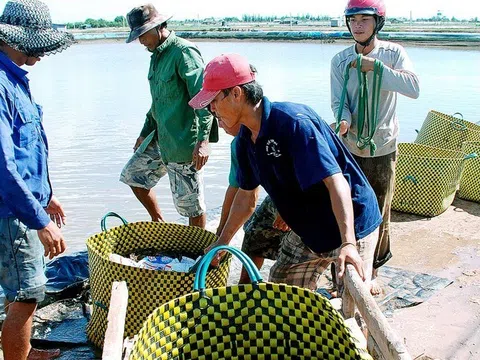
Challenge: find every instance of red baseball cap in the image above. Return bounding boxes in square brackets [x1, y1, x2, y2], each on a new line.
[189, 53, 256, 109]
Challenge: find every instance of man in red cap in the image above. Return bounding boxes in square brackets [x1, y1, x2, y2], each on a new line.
[331, 0, 420, 294]
[120, 3, 216, 228]
[189, 53, 382, 291]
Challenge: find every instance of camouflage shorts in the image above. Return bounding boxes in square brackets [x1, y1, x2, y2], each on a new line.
[119, 140, 205, 218]
[242, 196, 285, 260]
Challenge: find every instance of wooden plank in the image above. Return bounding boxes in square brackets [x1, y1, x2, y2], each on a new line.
[343, 264, 412, 360]
[103, 281, 129, 360]
[341, 282, 356, 318]
[368, 333, 386, 360]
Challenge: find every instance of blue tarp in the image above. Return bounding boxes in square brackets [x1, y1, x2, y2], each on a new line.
[45, 251, 89, 295]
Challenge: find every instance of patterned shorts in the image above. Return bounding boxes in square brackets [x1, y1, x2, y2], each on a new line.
[0, 218, 47, 303]
[119, 140, 206, 218]
[269, 228, 379, 290]
[242, 196, 284, 260]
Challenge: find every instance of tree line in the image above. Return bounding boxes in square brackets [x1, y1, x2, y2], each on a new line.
[67, 14, 478, 29]
[66, 16, 126, 29]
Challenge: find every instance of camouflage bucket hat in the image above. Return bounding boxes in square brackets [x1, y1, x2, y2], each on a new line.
[0, 0, 75, 57]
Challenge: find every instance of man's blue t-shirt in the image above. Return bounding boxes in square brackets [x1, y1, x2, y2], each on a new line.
[235, 97, 382, 253]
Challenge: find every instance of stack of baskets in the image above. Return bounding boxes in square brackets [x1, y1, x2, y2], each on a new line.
[392, 110, 480, 217]
[86, 212, 232, 348]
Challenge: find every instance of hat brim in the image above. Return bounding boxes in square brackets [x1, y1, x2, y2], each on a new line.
[126, 15, 173, 43]
[0, 23, 75, 56]
[189, 89, 221, 109]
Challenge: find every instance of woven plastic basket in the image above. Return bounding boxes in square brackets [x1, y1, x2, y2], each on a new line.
[458, 141, 480, 203]
[392, 143, 476, 217]
[415, 110, 480, 151]
[129, 246, 372, 360]
[86, 212, 231, 348]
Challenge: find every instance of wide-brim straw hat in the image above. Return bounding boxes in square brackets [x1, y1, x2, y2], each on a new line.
[0, 0, 74, 57]
[126, 3, 172, 43]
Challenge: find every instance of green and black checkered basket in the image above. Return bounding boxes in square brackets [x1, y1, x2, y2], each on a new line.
[392, 143, 476, 217]
[458, 141, 480, 203]
[415, 110, 480, 151]
[86, 212, 231, 348]
[129, 246, 372, 360]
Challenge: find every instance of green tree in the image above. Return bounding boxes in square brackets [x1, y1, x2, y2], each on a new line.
[114, 15, 126, 23]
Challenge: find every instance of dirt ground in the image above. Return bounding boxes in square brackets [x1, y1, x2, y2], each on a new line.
[385, 198, 480, 360]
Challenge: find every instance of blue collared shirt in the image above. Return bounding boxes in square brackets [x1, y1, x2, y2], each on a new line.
[0, 52, 52, 230]
[235, 97, 382, 253]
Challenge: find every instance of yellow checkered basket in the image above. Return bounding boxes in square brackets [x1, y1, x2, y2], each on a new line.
[129, 246, 372, 360]
[86, 212, 231, 348]
[415, 110, 480, 151]
[392, 143, 475, 217]
[458, 141, 480, 203]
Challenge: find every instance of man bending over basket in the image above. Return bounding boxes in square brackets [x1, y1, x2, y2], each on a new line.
[189, 53, 382, 290]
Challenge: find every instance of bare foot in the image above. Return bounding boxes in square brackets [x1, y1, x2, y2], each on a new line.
[370, 278, 383, 296]
[27, 348, 61, 360]
[370, 268, 382, 296]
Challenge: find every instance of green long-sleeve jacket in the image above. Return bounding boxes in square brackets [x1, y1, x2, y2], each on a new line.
[140, 31, 213, 163]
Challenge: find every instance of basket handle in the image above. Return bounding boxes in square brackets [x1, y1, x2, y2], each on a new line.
[404, 175, 418, 185]
[100, 212, 128, 232]
[193, 246, 262, 291]
[452, 112, 464, 120]
[464, 152, 478, 160]
[450, 119, 467, 132]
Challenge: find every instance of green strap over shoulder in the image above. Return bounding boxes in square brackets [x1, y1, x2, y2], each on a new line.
[336, 54, 384, 156]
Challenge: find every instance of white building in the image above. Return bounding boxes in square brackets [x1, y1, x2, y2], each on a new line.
[52, 23, 67, 32]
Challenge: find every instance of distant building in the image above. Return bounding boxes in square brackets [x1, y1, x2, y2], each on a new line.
[280, 18, 298, 25]
[202, 17, 217, 25]
[330, 18, 343, 27]
[52, 23, 67, 31]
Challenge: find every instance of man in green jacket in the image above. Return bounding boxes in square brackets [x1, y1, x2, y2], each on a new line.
[120, 4, 215, 228]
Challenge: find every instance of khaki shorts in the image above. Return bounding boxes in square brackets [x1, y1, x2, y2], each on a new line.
[269, 228, 379, 291]
[119, 140, 205, 218]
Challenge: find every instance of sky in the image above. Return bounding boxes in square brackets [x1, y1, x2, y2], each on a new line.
[1, 0, 480, 23]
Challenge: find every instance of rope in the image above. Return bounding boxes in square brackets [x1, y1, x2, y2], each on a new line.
[336, 54, 384, 156]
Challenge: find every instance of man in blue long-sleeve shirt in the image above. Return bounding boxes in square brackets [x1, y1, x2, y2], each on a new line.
[0, 1, 74, 358]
